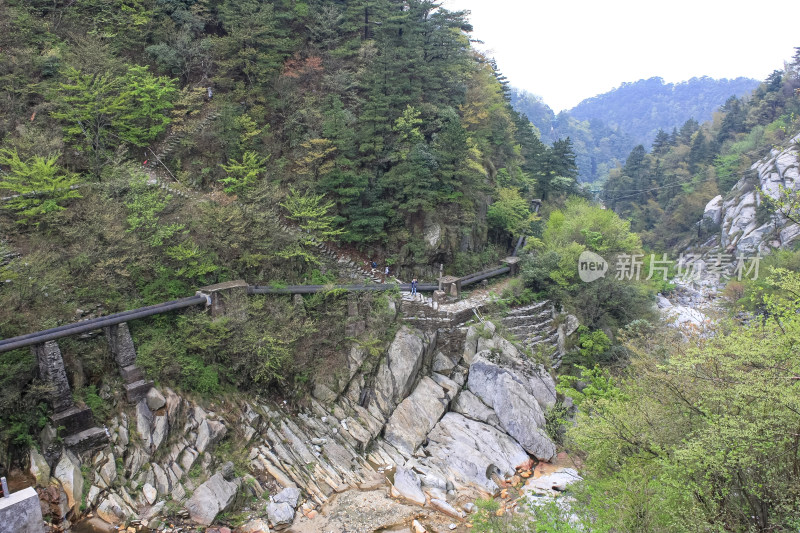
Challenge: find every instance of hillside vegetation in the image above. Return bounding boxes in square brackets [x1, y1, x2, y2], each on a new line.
[0, 0, 591, 460]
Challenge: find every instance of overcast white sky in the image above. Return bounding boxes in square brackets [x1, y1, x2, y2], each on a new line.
[441, 0, 800, 112]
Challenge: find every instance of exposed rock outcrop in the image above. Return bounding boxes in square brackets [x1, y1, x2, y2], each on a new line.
[30, 297, 568, 533]
[373, 326, 427, 417]
[53, 451, 83, 513]
[185, 465, 238, 526]
[701, 133, 800, 254]
[266, 487, 301, 530]
[384, 376, 449, 455]
[468, 356, 556, 461]
[423, 412, 529, 493]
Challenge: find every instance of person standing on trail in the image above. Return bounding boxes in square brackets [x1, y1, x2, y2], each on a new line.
[385, 266, 390, 276]
[411, 278, 418, 297]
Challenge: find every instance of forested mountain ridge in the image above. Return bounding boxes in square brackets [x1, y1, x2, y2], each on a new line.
[603, 61, 800, 251]
[510, 76, 759, 183]
[0, 0, 584, 319]
[571, 76, 760, 146]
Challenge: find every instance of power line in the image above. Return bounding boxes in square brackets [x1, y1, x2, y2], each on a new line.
[604, 175, 720, 203]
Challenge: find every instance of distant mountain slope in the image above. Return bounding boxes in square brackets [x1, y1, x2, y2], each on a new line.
[569, 76, 760, 146]
[510, 76, 760, 183]
[510, 89, 635, 183]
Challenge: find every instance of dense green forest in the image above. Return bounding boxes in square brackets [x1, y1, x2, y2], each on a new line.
[0, 0, 589, 319]
[510, 76, 759, 183]
[603, 63, 800, 250]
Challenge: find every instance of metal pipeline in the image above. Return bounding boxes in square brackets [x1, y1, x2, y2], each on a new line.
[1, 264, 512, 353]
[0, 296, 211, 348]
[460, 266, 511, 286]
[0, 295, 206, 353]
[512, 236, 525, 257]
[248, 283, 439, 295]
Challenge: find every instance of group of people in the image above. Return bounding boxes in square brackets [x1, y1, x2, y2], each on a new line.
[369, 259, 418, 297]
[370, 260, 390, 277]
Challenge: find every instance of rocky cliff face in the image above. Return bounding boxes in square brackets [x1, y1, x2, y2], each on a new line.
[701, 132, 800, 255]
[28, 297, 570, 532]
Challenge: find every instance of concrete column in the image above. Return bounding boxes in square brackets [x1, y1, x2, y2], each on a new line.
[0, 486, 44, 533]
[449, 281, 461, 298]
[501, 256, 521, 276]
[432, 290, 446, 305]
[33, 341, 72, 413]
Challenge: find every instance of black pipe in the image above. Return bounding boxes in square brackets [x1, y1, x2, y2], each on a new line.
[1, 264, 513, 353]
[0, 296, 210, 348]
[460, 266, 510, 286]
[512, 236, 525, 257]
[0, 296, 206, 352]
[248, 283, 439, 295]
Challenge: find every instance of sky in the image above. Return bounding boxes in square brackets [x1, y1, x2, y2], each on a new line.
[441, 0, 800, 112]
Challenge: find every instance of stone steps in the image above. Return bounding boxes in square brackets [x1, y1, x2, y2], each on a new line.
[505, 301, 551, 317]
[64, 426, 108, 453]
[502, 309, 552, 327]
[51, 405, 95, 435]
[120, 364, 144, 383]
[125, 379, 154, 403]
[524, 331, 559, 349]
[500, 301, 560, 357]
[504, 319, 554, 336]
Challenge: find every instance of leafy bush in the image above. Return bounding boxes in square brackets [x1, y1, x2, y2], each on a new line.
[522, 198, 656, 338]
[562, 270, 800, 530]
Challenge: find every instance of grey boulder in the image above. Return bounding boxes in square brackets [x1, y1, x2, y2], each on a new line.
[384, 376, 449, 455]
[185, 472, 238, 525]
[468, 356, 556, 461]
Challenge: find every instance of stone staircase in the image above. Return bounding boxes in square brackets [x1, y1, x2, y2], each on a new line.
[146, 110, 221, 174]
[501, 301, 560, 355]
[139, 107, 394, 286]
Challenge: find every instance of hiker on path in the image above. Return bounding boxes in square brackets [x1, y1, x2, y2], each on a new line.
[411, 278, 418, 297]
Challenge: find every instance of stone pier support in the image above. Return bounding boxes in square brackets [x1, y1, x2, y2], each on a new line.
[198, 280, 249, 319]
[33, 341, 72, 413]
[32, 341, 108, 452]
[104, 323, 137, 368]
[439, 276, 462, 299]
[104, 322, 153, 403]
[501, 256, 521, 276]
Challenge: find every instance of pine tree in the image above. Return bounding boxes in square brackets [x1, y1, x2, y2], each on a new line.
[651, 129, 671, 156]
[0, 149, 82, 226]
